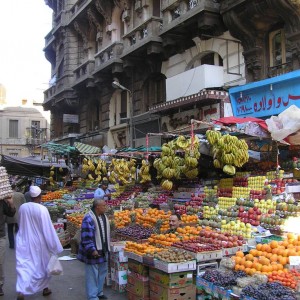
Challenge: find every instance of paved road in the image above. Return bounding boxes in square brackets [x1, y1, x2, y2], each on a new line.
[2, 242, 128, 300]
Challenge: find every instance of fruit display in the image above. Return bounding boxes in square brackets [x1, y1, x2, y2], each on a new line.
[148, 233, 181, 247]
[173, 241, 222, 252]
[219, 178, 233, 188]
[206, 130, 249, 175]
[115, 224, 154, 240]
[66, 212, 84, 228]
[248, 176, 267, 190]
[114, 210, 133, 228]
[138, 159, 151, 183]
[254, 198, 276, 213]
[153, 248, 194, 263]
[203, 206, 218, 218]
[41, 190, 66, 202]
[218, 197, 237, 209]
[217, 187, 233, 197]
[198, 216, 222, 229]
[232, 186, 251, 198]
[181, 214, 198, 224]
[124, 241, 163, 256]
[268, 269, 300, 290]
[221, 220, 253, 238]
[240, 282, 297, 299]
[238, 207, 262, 226]
[233, 177, 248, 187]
[153, 135, 200, 190]
[108, 158, 134, 184]
[204, 186, 218, 197]
[250, 189, 267, 200]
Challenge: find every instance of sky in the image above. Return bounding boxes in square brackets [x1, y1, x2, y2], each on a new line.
[0, 0, 53, 105]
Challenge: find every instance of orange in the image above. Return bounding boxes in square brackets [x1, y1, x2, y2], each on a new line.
[270, 241, 278, 249]
[256, 244, 263, 251]
[236, 251, 244, 258]
[249, 249, 258, 256]
[245, 254, 254, 261]
[270, 254, 278, 262]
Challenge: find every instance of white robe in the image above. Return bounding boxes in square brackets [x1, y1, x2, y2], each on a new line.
[16, 202, 63, 295]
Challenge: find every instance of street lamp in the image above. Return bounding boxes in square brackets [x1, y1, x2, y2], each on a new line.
[112, 80, 134, 148]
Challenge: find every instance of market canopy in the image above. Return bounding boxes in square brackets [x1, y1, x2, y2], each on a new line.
[0, 155, 69, 177]
[41, 142, 77, 154]
[74, 142, 101, 154]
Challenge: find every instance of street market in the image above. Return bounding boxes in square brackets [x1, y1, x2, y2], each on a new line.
[2, 110, 300, 300]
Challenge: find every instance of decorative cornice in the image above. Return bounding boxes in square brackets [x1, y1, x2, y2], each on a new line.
[95, 0, 112, 25]
[73, 21, 88, 50]
[113, 0, 130, 10]
[87, 8, 102, 33]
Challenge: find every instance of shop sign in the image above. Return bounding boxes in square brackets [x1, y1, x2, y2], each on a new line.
[229, 70, 300, 118]
[161, 104, 220, 132]
[63, 114, 79, 123]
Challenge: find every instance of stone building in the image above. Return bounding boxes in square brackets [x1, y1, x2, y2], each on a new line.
[43, 0, 251, 149]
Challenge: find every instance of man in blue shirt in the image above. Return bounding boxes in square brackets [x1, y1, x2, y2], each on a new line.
[94, 181, 111, 200]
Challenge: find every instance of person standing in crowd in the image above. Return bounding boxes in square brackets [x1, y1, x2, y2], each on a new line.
[23, 180, 33, 202]
[77, 199, 110, 300]
[0, 195, 16, 296]
[16, 186, 63, 300]
[94, 181, 111, 200]
[6, 185, 25, 249]
[166, 213, 182, 234]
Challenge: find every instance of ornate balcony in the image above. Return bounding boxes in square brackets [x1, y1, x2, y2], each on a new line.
[268, 62, 293, 78]
[121, 17, 163, 58]
[72, 60, 95, 87]
[94, 42, 124, 74]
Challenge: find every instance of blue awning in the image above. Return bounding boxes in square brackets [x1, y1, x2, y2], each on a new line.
[229, 70, 300, 118]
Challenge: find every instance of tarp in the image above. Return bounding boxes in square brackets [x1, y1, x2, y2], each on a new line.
[74, 142, 101, 154]
[214, 116, 268, 130]
[0, 155, 68, 177]
[41, 142, 77, 154]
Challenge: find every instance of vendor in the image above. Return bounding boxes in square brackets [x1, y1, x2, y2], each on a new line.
[166, 213, 181, 234]
[94, 181, 111, 201]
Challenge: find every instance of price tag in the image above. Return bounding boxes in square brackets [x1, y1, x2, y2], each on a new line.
[289, 256, 300, 266]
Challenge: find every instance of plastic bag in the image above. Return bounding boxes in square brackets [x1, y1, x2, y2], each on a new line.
[47, 254, 63, 276]
[266, 105, 300, 141]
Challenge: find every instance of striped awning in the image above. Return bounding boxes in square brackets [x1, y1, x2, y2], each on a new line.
[74, 142, 101, 154]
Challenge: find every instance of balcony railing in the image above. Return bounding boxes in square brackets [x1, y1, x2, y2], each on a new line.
[94, 42, 124, 72]
[122, 17, 163, 54]
[73, 60, 95, 82]
[26, 138, 46, 145]
[268, 62, 293, 78]
[69, 0, 90, 20]
[3, 138, 27, 145]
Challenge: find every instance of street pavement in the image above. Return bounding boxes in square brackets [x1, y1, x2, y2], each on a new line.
[2, 242, 128, 300]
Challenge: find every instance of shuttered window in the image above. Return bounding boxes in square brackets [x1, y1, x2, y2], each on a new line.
[9, 120, 18, 138]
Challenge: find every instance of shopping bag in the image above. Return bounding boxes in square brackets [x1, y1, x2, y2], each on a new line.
[47, 254, 63, 276]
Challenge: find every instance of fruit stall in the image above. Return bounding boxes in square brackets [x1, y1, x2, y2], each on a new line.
[13, 115, 300, 300]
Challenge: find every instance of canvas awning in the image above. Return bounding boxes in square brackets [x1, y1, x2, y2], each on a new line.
[41, 142, 77, 154]
[74, 142, 101, 154]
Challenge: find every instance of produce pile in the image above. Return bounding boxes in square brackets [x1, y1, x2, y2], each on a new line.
[153, 248, 194, 263]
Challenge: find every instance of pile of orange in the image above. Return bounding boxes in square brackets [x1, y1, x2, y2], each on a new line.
[114, 210, 133, 228]
[148, 233, 181, 247]
[41, 190, 65, 202]
[66, 213, 84, 228]
[233, 233, 300, 276]
[181, 214, 199, 224]
[135, 208, 171, 232]
[268, 269, 298, 289]
[124, 241, 163, 256]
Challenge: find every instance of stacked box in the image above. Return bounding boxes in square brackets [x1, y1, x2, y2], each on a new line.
[110, 244, 128, 292]
[126, 271, 150, 299]
[128, 258, 149, 276]
[149, 268, 195, 300]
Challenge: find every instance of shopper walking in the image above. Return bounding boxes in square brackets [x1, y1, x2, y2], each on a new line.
[16, 186, 63, 300]
[0, 195, 16, 296]
[94, 181, 111, 200]
[6, 185, 25, 249]
[77, 199, 110, 300]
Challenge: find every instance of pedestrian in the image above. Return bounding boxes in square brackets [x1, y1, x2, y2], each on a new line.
[94, 181, 111, 200]
[0, 195, 16, 296]
[6, 185, 25, 249]
[23, 180, 33, 202]
[16, 186, 63, 300]
[77, 199, 110, 300]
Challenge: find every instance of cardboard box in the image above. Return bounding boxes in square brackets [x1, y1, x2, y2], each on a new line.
[110, 250, 128, 263]
[110, 260, 128, 271]
[111, 281, 127, 293]
[128, 259, 149, 276]
[197, 262, 218, 276]
[149, 280, 196, 300]
[149, 269, 193, 288]
[154, 259, 196, 273]
[110, 241, 127, 252]
[126, 272, 150, 298]
[111, 268, 127, 284]
[127, 291, 150, 300]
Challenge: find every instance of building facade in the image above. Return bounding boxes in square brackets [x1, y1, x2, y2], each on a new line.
[0, 106, 50, 157]
[43, 0, 250, 149]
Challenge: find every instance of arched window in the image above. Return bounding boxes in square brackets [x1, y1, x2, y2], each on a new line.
[188, 52, 223, 70]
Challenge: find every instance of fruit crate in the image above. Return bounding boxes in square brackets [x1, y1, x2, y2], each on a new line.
[222, 246, 245, 256]
[187, 249, 223, 262]
[114, 233, 149, 244]
[124, 251, 143, 263]
[260, 235, 284, 244]
[197, 261, 219, 276]
[154, 259, 196, 273]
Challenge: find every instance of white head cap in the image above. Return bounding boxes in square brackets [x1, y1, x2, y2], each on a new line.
[29, 186, 42, 198]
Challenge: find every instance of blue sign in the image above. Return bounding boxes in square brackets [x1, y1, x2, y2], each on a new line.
[229, 70, 300, 118]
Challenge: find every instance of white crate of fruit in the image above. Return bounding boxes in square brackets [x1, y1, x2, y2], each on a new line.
[189, 250, 223, 262]
[222, 246, 245, 256]
[154, 259, 196, 273]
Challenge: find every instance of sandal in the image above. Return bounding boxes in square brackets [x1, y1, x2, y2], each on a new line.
[42, 288, 52, 296]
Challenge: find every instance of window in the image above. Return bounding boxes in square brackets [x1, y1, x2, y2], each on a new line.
[9, 120, 18, 138]
[269, 29, 292, 67]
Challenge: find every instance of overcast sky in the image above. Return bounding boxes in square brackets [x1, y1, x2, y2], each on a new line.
[0, 1, 52, 105]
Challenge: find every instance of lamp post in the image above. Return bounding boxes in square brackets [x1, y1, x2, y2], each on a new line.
[112, 80, 134, 148]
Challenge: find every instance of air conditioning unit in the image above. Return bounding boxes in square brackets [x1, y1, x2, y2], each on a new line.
[135, 0, 142, 11]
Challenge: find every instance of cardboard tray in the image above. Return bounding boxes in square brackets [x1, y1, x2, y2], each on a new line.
[154, 259, 196, 273]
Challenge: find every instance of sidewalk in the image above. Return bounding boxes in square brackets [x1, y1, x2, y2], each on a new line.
[2, 242, 128, 300]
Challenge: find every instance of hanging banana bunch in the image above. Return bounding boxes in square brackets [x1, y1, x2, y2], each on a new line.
[139, 159, 151, 183]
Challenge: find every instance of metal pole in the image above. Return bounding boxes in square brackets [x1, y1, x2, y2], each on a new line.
[129, 91, 133, 148]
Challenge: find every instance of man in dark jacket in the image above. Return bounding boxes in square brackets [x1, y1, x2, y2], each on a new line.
[0, 196, 16, 296]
